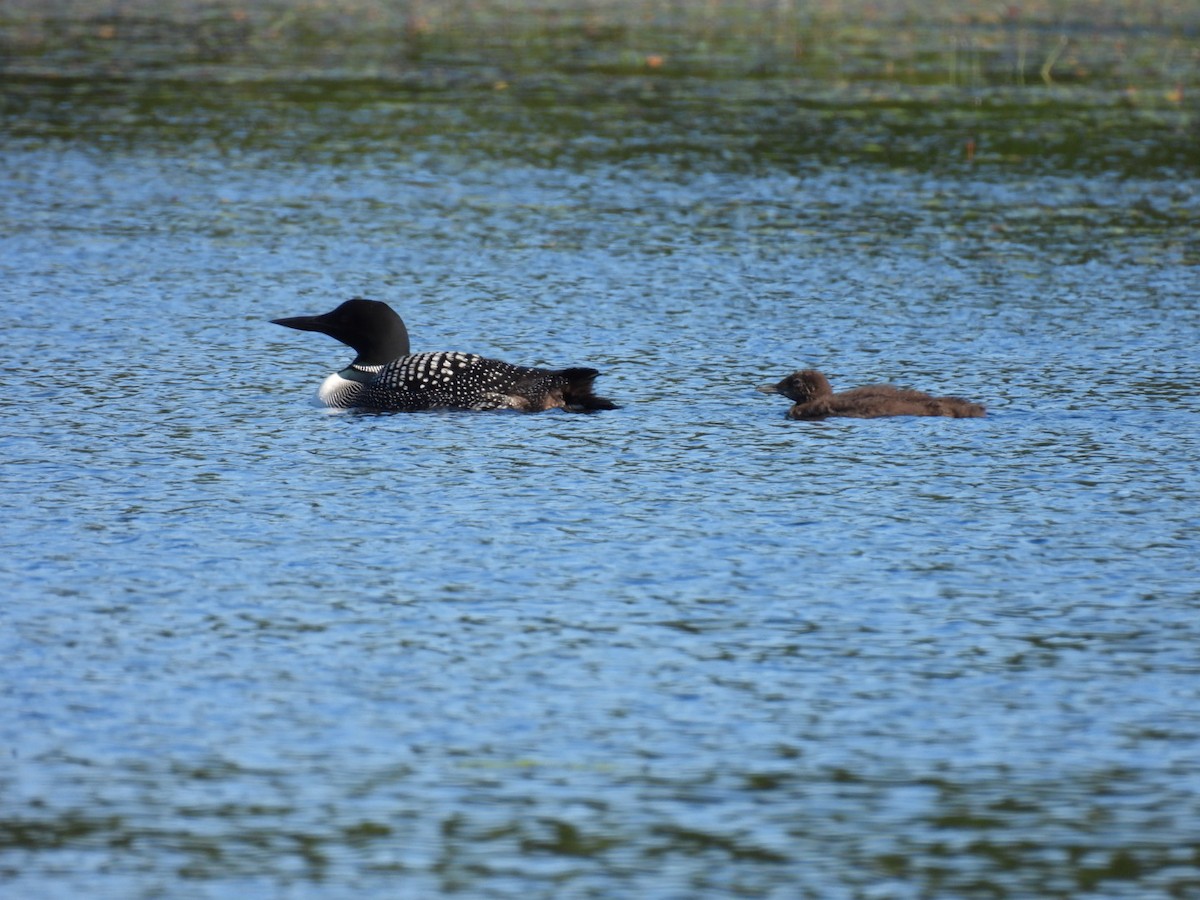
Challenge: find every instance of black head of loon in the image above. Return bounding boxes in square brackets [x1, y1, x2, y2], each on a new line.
[271, 297, 411, 366]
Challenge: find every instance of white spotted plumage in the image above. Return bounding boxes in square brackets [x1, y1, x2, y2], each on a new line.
[275, 298, 613, 413]
[350, 351, 563, 411]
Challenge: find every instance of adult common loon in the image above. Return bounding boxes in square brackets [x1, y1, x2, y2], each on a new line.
[271, 298, 617, 412]
[758, 370, 985, 420]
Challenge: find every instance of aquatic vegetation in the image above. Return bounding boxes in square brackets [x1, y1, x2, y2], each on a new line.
[2, 0, 1196, 175]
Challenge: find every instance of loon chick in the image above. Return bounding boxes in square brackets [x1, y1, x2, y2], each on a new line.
[758, 369, 985, 420]
[271, 298, 617, 412]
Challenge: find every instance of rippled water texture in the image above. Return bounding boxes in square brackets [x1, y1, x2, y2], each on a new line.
[2, 1, 1199, 897]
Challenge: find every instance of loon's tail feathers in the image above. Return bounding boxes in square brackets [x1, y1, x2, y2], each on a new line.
[556, 367, 619, 412]
[937, 397, 987, 418]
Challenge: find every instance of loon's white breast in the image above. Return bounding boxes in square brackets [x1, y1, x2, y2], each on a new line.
[317, 371, 365, 408]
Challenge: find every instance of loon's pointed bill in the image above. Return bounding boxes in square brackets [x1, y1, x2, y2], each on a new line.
[271, 313, 327, 332]
[271, 297, 617, 413]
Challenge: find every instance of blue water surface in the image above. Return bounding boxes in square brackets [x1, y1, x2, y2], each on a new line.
[2, 53, 1200, 899]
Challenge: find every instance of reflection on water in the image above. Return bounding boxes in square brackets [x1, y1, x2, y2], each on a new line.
[1, 1, 1199, 897]
[4, 0, 1199, 175]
